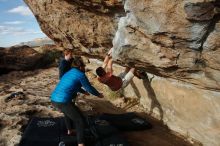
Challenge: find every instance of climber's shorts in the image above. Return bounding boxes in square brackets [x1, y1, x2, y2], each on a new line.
[118, 70, 134, 88]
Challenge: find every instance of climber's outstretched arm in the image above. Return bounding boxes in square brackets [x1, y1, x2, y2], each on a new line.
[102, 48, 113, 73]
[102, 55, 110, 69]
[107, 58, 113, 73]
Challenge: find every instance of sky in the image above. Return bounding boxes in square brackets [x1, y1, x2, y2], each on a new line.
[0, 0, 47, 47]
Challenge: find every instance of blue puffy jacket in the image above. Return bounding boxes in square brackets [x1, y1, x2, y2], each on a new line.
[51, 68, 100, 103]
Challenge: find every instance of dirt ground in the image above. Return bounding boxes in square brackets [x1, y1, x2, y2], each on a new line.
[0, 67, 201, 146]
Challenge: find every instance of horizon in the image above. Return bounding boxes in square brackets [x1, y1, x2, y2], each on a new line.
[0, 0, 47, 47]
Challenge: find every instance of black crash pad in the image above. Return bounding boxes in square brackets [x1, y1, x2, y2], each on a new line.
[19, 117, 62, 146]
[19, 117, 130, 146]
[99, 112, 152, 131]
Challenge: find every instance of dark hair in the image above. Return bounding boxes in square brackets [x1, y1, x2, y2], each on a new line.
[96, 67, 106, 77]
[72, 57, 85, 68]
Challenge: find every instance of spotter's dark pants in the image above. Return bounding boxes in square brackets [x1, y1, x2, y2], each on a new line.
[52, 101, 85, 144]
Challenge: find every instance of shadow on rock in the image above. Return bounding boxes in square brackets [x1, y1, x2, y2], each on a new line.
[142, 74, 164, 121]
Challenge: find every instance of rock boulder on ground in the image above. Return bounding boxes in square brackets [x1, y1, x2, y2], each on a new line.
[0, 46, 43, 72]
[0, 45, 61, 74]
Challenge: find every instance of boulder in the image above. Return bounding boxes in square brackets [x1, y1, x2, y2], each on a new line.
[0, 45, 59, 73]
[112, 0, 220, 91]
[24, 0, 124, 51]
[24, 0, 220, 91]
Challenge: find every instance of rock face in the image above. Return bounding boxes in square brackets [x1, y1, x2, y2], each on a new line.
[131, 75, 220, 146]
[113, 0, 220, 91]
[184, 2, 216, 21]
[0, 45, 61, 73]
[88, 59, 220, 146]
[24, 0, 220, 146]
[0, 46, 44, 72]
[24, 0, 124, 52]
[24, 0, 220, 91]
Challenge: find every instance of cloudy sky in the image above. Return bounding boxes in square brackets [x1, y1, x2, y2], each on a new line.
[0, 0, 47, 47]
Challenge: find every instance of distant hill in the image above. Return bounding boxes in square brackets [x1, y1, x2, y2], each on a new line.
[16, 37, 54, 47]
